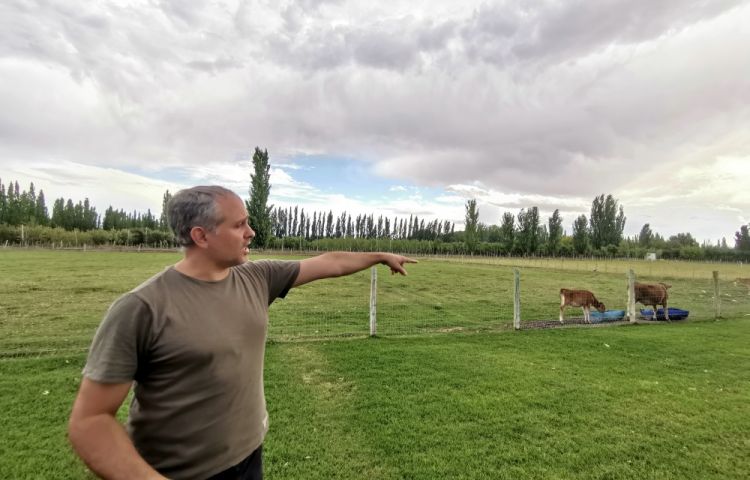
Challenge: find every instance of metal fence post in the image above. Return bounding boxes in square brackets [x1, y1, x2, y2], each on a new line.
[513, 269, 521, 330]
[713, 271, 720, 320]
[627, 269, 636, 323]
[370, 266, 377, 336]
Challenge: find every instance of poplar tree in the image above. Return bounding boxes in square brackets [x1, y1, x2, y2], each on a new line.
[292, 206, 298, 237]
[547, 209, 563, 255]
[735, 225, 750, 251]
[572, 214, 589, 255]
[35, 190, 48, 225]
[638, 223, 653, 247]
[498, 212, 514, 254]
[516, 207, 539, 255]
[326, 210, 334, 237]
[589, 194, 626, 250]
[464, 199, 479, 253]
[0, 180, 6, 224]
[246, 147, 272, 247]
[160, 190, 172, 230]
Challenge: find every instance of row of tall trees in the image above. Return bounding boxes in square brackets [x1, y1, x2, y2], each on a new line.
[1, 178, 100, 231]
[461, 194, 627, 256]
[461, 192, 750, 259]
[4, 158, 750, 260]
[49, 197, 99, 231]
[101, 207, 159, 230]
[245, 148, 455, 246]
[735, 225, 750, 251]
[269, 206, 455, 242]
[0, 179, 48, 226]
[1, 178, 175, 232]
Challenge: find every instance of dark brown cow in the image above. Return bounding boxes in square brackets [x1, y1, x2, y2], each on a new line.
[560, 288, 606, 324]
[634, 282, 671, 321]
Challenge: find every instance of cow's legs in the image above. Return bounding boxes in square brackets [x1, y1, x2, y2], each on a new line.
[582, 306, 590, 323]
[560, 294, 565, 323]
[663, 301, 670, 322]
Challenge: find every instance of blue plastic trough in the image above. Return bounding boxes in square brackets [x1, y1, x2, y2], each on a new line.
[589, 309, 626, 323]
[639, 307, 689, 321]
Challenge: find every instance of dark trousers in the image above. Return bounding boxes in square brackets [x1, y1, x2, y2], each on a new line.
[207, 445, 263, 480]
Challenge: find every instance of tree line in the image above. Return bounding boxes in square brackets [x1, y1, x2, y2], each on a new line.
[461, 194, 626, 257]
[245, 149, 750, 261]
[268, 206, 455, 242]
[460, 193, 750, 261]
[0, 178, 173, 231]
[3, 156, 750, 262]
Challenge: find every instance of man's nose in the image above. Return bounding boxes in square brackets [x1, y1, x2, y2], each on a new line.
[246, 226, 255, 239]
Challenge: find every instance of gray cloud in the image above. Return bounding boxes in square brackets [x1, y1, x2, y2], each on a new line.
[1, 0, 748, 241]
[461, 0, 746, 67]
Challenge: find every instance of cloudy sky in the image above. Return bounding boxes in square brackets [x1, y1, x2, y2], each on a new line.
[2, 0, 749, 243]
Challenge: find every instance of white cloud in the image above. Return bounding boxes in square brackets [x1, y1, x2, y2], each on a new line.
[0, 0, 748, 243]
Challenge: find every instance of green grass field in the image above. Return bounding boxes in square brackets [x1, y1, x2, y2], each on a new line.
[1, 249, 749, 478]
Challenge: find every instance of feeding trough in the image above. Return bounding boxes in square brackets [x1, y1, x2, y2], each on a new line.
[589, 309, 626, 323]
[639, 307, 689, 321]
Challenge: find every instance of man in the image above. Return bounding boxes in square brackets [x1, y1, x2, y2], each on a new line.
[68, 186, 416, 479]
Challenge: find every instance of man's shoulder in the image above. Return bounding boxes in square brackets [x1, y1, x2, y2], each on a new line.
[234, 259, 300, 286]
[235, 259, 298, 273]
[128, 266, 178, 302]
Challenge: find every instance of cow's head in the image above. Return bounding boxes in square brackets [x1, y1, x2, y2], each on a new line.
[595, 301, 606, 313]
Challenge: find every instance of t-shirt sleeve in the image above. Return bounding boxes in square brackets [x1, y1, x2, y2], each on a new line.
[253, 260, 300, 305]
[82, 293, 153, 384]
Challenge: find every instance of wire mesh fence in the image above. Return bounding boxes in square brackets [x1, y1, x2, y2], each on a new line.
[267, 260, 517, 340]
[267, 258, 750, 340]
[375, 261, 515, 335]
[2, 249, 748, 351]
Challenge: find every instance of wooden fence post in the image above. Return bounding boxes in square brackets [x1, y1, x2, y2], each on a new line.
[627, 269, 636, 323]
[713, 271, 720, 320]
[513, 269, 521, 330]
[370, 266, 377, 336]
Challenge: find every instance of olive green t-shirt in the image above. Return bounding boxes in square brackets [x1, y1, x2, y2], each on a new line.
[83, 260, 300, 480]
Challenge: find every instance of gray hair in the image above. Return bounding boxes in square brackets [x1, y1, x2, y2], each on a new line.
[168, 186, 237, 247]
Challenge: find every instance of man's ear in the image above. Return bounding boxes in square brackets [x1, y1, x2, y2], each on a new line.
[190, 226, 210, 248]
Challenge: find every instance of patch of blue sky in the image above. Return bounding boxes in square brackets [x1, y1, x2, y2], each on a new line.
[280, 154, 447, 201]
[119, 165, 196, 185]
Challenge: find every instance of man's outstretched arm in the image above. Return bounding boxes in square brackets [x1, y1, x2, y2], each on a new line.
[293, 252, 417, 287]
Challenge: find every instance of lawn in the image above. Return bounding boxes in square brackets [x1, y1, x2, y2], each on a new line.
[1, 249, 749, 478]
[2, 249, 748, 347]
[263, 323, 750, 479]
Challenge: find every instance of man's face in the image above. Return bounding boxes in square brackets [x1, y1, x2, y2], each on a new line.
[204, 194, 255, 268]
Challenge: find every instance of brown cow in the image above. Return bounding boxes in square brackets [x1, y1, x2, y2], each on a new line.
[735, 278, 750, 295]
[634, 282, 671, 321]
[560, 289, 606, 324]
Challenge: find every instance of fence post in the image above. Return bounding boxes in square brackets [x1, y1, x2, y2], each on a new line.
[713, 271, 720, 320]
[370, 266, 377, 336]
[627, 269, 636, 323]
[513, 269, 521, 330]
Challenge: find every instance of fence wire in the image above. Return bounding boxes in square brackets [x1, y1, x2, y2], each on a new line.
[2, 250, 749, 351]
[376, 261, 514, 335]
[267, 260, 750, 340]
